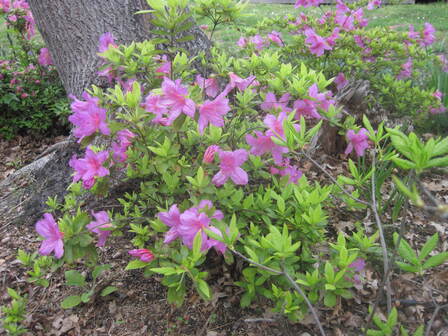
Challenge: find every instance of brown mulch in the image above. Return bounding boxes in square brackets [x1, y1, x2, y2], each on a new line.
[1, 136, 448, 335]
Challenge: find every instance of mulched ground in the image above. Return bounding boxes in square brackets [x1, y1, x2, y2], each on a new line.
[1, 135, 448, 336]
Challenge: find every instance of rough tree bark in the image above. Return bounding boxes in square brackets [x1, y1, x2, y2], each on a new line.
[0, 0, 210, 226]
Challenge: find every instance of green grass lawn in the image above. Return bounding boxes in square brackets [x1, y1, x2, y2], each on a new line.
[209, 2, 448, 49]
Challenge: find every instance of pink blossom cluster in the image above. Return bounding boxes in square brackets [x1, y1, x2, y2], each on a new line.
[237, 31, 284, 50]
[158, 201, 226, 253]
[345, 128, 370, 157]
[69, 147, 110, 189]
[112, 129, 136, 163]
[396, 59, 413, 80]
[1, 0, 35, 39]
[430, 90, 447, 115]
[294, 84, 334, 119]
[38, 48, 53, 67]
[270, 159, 303, 184]
[68, 92, 110, 142]
[407, 23, 436, 47]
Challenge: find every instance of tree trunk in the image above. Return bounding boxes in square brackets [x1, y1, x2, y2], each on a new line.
[0, 0, 210, 227]
[27, 0, 210, 97]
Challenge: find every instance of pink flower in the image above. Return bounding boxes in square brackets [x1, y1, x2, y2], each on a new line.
[345, 128, 370, 157]
[203, 145, 220, 164]
[128, 249, 154, 262]
[349, 258, 366, 272]
[212, 149, 249, 187]
[237, 36, 247, 48]
[267, 31, 284, 46]
[196, 75, 219, 98]
[271, 161, 303, 184]
[199, 24, 208, 30]
[422, 23, 436, 47]
[336, 0, 349, 13]
[293, 99, 321, 119]
[228, 73, 259, 91]
[250, 35, 265, 51]
[408, 24, 420, 41]
[438, 55, 448, 73]
[35, 213, 64, 259]
[198, 95, 231, 134]
[87, 211, 112, 247]
[246, 131, 288, 165]
[112, 129, 135, 163]
[155, 55, 171, 77]
[158, 204, 182, 244]
[353, 35, 365, 48]
[397, 59, 413, 80]
[98, 32, 117, 53]
[295, 0, 322, 8]
[260, 92, 291, 112]
[0, 0, 11, 12]
[326, 28, 340, 46]
[334, 13, 355, 31]
[367, 0, 381, 10]
[161, 77, 196, 123]
[264, 112, 289, 139]
[8, 14, 17, 22]
[20, 93, 28, 99]
[142, 94, 169, 125]
[69, 147, 110, 189]
[334, 72, 348, 90]
[177, 206, 226, 253]
[304, 29, 332, 56]
[308, 83, 334, 111]
[68, 92, 110, 142]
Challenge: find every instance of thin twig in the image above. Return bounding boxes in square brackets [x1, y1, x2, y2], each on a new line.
[370, 151, 392, 314]
[298, 150, 369, 206]
[229, 249, 327, 336]
[281, 264, 327, 336]
[425, 303, 448, 336]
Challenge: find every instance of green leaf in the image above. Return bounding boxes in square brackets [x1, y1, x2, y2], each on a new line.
[150, 267, 183, 276]
[65, 270, 86, 287]
[422, 252, 448, 269]
[61, 295, 82, 309]
[393, 233, 419, 266]
[92, 264, 111, 281]
[196, 279, 211, 300]
[324, 292, 337, 307]
[125, 259, 148, 270]
[419, 233, 438, 261]
[100, 286, 118, 297]
[80, 292, 92, 303]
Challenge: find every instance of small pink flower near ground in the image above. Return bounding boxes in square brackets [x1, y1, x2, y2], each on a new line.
[203, 145, 220, 164]
[228, 73, 259, 91]
[87, 211, 112, 247]
[397, 59, 413, 80]
[35, 213, 64, 259]
[129, 249, 155, 263]
[345, 128, 370, 157]
[250, 35, 265, 51]
[158, 204, 182, 244]
[212, 149, 249, 187]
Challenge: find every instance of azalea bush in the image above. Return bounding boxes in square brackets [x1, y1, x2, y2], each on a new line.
[233, 0, 446, 126]
[13, 0, 448, 334]
[0, 0, 69, 139]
